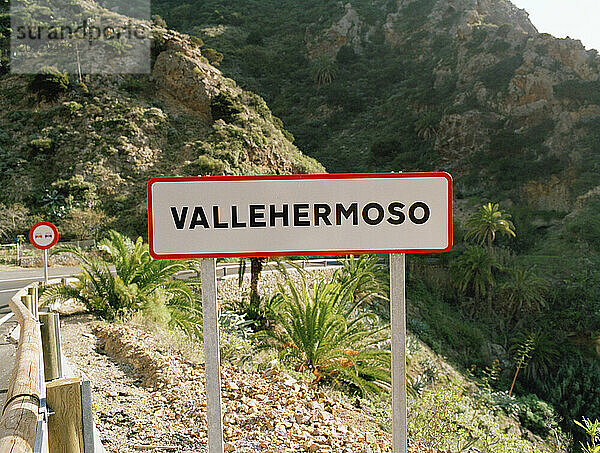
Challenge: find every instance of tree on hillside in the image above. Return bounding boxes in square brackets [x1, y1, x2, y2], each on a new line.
[500, 265, 548, 318]
[452, 245, 501, 315]
[336, 254, 389, 319]
[312, 56, 338, 86]
[465, 202, 515, 251]
[0, 203, 28, 240]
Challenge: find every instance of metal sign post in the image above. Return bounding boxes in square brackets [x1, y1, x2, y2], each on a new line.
[43, 249, 49, 286]
[390, 253, 408, 452]
[200, 258, 224, 453]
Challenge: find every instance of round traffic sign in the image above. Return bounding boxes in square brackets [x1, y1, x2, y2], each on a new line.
[29, 222, 59, 250]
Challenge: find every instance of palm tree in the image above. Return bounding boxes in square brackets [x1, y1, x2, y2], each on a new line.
[465, 203, 516, 251]
[500, 265, 548, 317]
[415, 111, 440, 141]
[262, 276, 390, 395]
[312, 56, 338, 86]
[41, 230, 201, 336]
[452, 246, 501, 314]
[336, 254, 389, 319]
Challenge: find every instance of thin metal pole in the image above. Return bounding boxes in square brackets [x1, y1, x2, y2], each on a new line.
[390, 253, 408, 453]
[201, 258, 224, 453]
[43, 249, 49, 285]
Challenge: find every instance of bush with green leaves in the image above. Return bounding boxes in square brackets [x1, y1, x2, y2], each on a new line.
[499, 265, 548, 317]
[452, 245, 501, 306]
[210, 92, 243, 123]
[574, 418, 600, 453]
[408, 380, 560, 453]
[518, 394, 560, 437]
[528, 355, 600, 446]
[28, 66, 70, 100]
[41, 230, 201, 336]
[261, 274, 390, 395]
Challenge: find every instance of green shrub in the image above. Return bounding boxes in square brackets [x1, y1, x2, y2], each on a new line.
[203, 47, 224, 66]
[210, 92, 243, 123]
[121, 76, 145, 94]
[530, 356, 600, 445]
[490, 39, 511, 54]
[409, 381, 552, 452]
[518, 394, 559, 437]
[336, 45, 357, 65]
[64, 101, 83, 115]
[187, 155, 226, 175]
[28, 137, 54, 153]
[189, 35, 204, 47]
[370, 139, 403, 160]
[566, 195, 600, 252]
[41, 231, 199, 335]
[246, 30, 264, 46]
[151, 14, 167, 27]
[28, 66, 70, 100]
[261, 275, 391, 395]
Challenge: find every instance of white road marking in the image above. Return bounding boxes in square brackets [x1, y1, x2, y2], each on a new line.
[0, 273, 75, 284]
[0, 312, 14, 328]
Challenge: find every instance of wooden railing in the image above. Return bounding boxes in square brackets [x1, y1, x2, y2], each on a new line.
[0, 285, 44, 453]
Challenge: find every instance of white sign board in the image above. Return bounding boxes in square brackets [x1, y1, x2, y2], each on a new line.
[147, 173, 452, 258]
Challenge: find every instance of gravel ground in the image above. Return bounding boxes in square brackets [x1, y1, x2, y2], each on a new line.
[60, 313, 443, 453]
[57, 266, 440, 453]
[60, 314, 206, 452]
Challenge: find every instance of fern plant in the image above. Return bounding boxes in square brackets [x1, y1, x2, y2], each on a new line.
[41, 230, 201, 336]
[261, 275, 390, 395]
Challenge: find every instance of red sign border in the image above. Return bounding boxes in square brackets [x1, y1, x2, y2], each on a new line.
[147, 172, 453, 259]
[29, 221, 59, 250]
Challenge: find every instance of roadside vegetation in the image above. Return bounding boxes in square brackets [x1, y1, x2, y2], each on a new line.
[39, 209, 591, 451]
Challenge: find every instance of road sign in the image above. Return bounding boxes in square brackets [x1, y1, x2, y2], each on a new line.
[147, 173, 452, 259]
[29, 222, 59, 250]
[29, 221, 59, 285]
[148, 172, 453, 453]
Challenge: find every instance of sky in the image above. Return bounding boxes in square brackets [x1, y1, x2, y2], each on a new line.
[511, 0, 600, 52]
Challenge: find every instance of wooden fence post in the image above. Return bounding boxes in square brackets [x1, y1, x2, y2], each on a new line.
[27, 286, 38, 320]
[39, 312, 62, 381]
[20, 296, 32, 315]
[46, 378, 84, 453]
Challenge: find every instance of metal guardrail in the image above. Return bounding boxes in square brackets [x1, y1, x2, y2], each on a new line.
[175, 258, 346, 281]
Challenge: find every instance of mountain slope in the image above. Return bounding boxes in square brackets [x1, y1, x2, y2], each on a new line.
[149, 0, 600, 445]
[0, 14, 324, 237]
[153, 0, 600, 209]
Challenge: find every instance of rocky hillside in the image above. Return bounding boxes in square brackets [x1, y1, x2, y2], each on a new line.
[153, 0, 600, 212]
[0, 7, 323, 238]
[149, 0, 600, 445]
[59, 311, 559, 453]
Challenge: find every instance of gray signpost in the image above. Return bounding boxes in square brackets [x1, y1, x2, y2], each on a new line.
[390, 253, 408, 452]
[201, 258, 225, 453]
